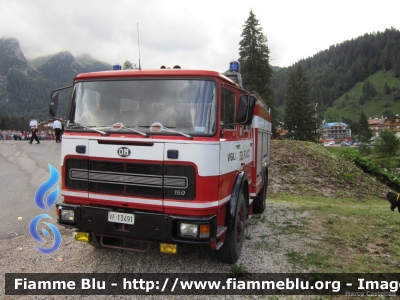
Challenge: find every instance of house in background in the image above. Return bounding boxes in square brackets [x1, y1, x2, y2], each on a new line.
[368, 117, 386, 138]
[320, 122, 351, 141]
[383, 115, 400, 138]
[368, 116, 400, 138]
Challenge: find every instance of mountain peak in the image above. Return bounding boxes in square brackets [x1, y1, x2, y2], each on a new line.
[53, 51, 74, 60]
[0, 37, 27, 64]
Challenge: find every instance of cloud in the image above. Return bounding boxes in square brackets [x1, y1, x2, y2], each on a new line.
[0, 0, 399, 72]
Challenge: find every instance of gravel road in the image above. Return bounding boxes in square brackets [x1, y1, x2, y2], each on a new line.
[0, 141, 308, 299]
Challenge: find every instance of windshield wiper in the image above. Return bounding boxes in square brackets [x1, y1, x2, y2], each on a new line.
[140, 122, 193, 139]
[68, 123, 149, 137]
[112, 124, 149, 137]
[162, 127, 193, 139]
[68, 124, 110, 136]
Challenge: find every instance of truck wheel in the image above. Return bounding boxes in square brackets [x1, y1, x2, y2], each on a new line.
[217, 190, 245, 264]
[253, 173, 267, 214]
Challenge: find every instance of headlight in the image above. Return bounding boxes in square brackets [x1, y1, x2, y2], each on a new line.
[61, 209, 75, 221]
[180, 223, 198, 237]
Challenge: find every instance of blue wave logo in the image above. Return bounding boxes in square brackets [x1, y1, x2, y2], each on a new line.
[35, 164, 60, 210]
[29, 164, 62, 254]
[29, 214, 61, 254]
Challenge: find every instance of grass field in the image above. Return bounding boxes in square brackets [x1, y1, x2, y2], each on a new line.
[268, 194, 400, 273]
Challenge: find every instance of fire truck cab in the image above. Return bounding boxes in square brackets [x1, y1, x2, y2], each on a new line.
[52, 61, 271, 264]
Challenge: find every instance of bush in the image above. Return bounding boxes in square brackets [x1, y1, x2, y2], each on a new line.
[341, 149, 400, 192]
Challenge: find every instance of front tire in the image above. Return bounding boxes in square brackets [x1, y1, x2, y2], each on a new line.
[217, 190, 246, 264]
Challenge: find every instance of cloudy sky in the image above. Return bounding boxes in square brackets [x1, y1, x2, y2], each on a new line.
[1, 0, 399, 72]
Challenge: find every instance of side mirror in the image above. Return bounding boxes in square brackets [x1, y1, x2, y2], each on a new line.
[49, 93, 59, 118]
[235, 95, 256, 124]
[245, 96, 256, 125]
[235, 95, 248, 123]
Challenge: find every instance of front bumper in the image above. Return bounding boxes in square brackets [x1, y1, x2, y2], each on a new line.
[56, 202, 217, 244]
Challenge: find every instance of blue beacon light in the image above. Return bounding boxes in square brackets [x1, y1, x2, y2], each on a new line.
[229, 61, 240, 73]
[112, 64, 122, 70]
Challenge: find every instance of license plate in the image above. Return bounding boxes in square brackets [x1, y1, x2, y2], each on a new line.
[108, 212, 135, 225]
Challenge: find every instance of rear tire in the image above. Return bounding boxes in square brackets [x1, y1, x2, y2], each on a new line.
[217, 190, 246, 264]
[253, 172, 267, 214]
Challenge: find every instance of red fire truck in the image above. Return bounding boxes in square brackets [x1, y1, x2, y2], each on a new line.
[51, 61, 272, 264]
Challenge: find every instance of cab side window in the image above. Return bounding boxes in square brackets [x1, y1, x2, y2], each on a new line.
[221, 88, 236, 129]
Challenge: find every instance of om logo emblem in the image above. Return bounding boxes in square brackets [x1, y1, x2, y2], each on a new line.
[117, 147, 131, 157]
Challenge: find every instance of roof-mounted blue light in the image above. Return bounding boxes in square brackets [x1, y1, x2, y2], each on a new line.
[113, 64, 122, 70]
[229, 61, 240, 73]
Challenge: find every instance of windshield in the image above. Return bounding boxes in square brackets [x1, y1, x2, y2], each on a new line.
[67, 79, 217, 136]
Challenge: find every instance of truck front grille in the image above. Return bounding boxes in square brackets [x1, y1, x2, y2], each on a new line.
[65, 159, 195, 200]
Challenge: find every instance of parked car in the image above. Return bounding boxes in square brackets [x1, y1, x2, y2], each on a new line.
[324, 141, 335, 147]
[340, 141, 350, 147]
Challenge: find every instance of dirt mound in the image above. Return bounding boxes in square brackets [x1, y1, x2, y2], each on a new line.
[269, 140, 389, 200]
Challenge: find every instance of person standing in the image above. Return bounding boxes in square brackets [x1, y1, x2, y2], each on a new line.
[52, 119, 62, 143]
[28, 116, 40, 144]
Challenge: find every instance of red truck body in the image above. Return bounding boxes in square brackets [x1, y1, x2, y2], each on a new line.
[54, 64, 271, 263]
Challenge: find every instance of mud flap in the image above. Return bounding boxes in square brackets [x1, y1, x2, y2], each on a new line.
[225, 171, 248, 231]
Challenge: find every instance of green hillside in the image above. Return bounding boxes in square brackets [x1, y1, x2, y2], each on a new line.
[333, 69, 400, 121]
[271, 28, 400, 123]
